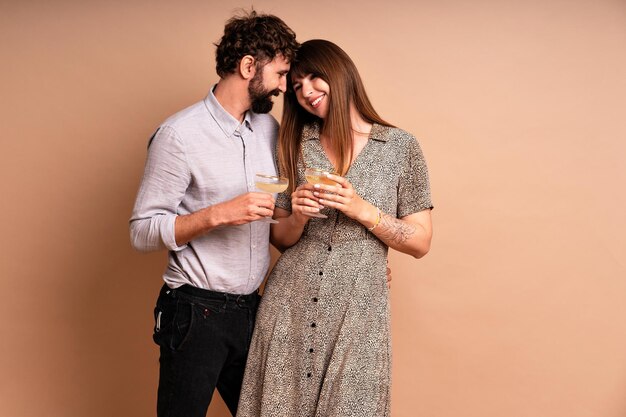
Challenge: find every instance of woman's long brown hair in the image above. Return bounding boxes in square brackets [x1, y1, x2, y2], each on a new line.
[278, 39, 393, 192]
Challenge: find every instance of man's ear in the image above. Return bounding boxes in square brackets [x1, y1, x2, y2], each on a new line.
[239, 55, 256, 80]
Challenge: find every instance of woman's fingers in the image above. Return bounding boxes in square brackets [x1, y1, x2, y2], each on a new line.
[296, 196, 324, 208]
[316, 192, 348, 206]
[325, 173, 349, 188]
[313, 184, 354, 204]
[292, 187, 324, 214]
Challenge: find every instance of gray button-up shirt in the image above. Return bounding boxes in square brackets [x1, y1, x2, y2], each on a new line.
[130, 87, 278, 294]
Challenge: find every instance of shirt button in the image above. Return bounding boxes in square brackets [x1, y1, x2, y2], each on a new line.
[312, 298, 318, 302]
[311, 323, 316, 328]
[319, 271, 323, 276]
[309, 348, 314, 353]
[306, 372, 312, 378]
[328, 246, 332, 251]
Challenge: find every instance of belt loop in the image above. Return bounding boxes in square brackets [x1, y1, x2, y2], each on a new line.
[236, 294, 246, 307]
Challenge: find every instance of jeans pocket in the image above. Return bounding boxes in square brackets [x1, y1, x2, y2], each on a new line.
[152, 293, 195, 351]
[171, 300, 195, 351]
[152, 307, 163, 346]
[153, 301, 172, 347]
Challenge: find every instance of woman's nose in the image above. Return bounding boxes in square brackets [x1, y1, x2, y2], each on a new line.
[301, 81, 313, 96]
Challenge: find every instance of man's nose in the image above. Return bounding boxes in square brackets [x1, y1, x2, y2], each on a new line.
[278, 77, 287, 93]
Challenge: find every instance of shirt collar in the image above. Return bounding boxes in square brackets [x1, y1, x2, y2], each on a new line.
[204, 85, 253, 137]
[301, 122, 389, 142]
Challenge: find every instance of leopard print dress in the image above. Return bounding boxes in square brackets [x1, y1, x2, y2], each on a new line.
[236, 123, 433, 417]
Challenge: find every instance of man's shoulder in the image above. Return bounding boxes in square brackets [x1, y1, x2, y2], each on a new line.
[248, 112, 279, 131]
[160, 99, 207, 130]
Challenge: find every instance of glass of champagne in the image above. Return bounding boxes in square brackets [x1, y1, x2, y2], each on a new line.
[255, 173, 289, 223]
[304, 167, 338, 219]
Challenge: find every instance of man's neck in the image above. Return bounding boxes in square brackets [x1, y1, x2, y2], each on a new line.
[213, 77, 251, 123]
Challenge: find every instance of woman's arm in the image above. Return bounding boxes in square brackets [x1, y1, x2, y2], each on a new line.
[313, 174, 432, 258]
[269, 184, 324, 252]
[369, 208, 432, 258]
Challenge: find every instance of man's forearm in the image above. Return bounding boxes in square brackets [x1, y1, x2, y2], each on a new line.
[174, 205, 224, 247]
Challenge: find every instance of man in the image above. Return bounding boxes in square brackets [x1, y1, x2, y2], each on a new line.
[129, 11, 298, 417]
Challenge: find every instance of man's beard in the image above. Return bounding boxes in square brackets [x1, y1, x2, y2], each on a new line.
[248, 71, 280, 114]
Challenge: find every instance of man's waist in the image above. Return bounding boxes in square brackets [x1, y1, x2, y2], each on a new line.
[161, 283, 259, 304]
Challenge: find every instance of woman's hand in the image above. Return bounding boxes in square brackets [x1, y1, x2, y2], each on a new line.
[312, 174, 375, 223]
[269, 184, 324, 251]
[290, 183, 324, 223]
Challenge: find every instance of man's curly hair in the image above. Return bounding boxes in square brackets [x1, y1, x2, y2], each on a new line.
[215, 10, 299, 78]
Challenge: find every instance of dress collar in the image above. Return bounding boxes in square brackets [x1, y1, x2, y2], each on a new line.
[301, 121, 390, 142]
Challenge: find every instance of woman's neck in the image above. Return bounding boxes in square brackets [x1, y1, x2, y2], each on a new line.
[319, 105, 373, 172]
[350, 105, 372, 137]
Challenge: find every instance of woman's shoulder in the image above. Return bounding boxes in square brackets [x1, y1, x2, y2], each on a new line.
[371, 124, 419, 146]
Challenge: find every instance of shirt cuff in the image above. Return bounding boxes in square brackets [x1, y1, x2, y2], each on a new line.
[160, 214, 188, 251]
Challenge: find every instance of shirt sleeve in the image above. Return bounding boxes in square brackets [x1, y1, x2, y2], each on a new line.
[129, 126, 190, 252]
[397, 136, 434, 218]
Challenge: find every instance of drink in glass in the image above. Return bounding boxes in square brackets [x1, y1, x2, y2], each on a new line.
[304, 168, 339, 219]
[255, 174, 289, 223]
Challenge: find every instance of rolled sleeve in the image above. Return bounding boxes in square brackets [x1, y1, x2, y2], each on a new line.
[159, 212, 186, 251]
[129, 126, 190, 252]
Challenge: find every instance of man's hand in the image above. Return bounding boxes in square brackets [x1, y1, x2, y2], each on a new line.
[174, 192, 275, 247]
[219, 192, 276, 226]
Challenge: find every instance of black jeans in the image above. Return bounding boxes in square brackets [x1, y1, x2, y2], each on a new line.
[153, 284, 260, 417]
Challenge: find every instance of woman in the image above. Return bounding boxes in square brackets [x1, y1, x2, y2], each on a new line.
[237, 39, 433, 417]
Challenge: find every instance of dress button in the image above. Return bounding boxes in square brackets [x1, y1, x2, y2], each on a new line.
[319, 271, 323, 276]
[307, 373, 312, 378]
[312, 298, 318, 302]
[328, 246, 332, 251]
[311, 323, 316, 328]
[309, 348, 314, 353]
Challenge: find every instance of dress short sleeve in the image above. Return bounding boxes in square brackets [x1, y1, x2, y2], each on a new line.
[397, 137, 433, 218]
[275, 188, 292, 211]
[274, 143, 292, 212]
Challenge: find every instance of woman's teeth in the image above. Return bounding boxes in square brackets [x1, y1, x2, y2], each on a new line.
[312, 94, 325, 107]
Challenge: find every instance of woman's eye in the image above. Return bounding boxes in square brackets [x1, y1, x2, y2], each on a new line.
[293, 85, 301, 91]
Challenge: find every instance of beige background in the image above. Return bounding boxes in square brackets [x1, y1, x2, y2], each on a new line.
[1, 1, 625, 416]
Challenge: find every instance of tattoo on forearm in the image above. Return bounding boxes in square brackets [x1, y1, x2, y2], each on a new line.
[378, 213, 416, 244]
